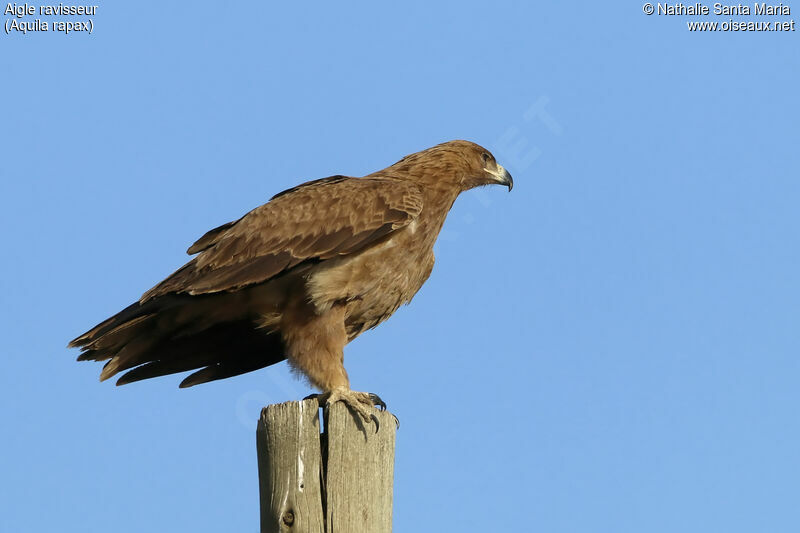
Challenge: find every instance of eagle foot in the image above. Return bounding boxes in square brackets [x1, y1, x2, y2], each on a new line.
[306, 389, 396, 432]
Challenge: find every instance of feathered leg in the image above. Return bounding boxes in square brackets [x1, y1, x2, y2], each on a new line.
[282, 299, 385, 430]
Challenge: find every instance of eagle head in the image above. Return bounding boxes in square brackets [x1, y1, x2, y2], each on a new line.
[459, 141, 514, 192]
[411, 140, 514, 192]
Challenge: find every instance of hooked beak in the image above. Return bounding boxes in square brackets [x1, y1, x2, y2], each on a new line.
[487, 163, 513, 191]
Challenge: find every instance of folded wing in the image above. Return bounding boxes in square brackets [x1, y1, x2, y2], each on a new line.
[141, 175, 424, 302]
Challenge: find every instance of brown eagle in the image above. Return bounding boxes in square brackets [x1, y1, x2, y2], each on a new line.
[69, 140, 512, 423]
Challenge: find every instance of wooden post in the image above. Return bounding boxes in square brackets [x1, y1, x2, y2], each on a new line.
[257, 400, 325, 532]
[257, 398, 397, 533]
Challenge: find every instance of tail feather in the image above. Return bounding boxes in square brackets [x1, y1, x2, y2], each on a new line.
[89, 314, 155, 352]
[68, 301, 146, 348]
[76, 349, 110, 362]
[115, 354, 217, 386]
[179, 340, 285, 388]
[98, 333, 160, 381]
[70, 293, 287, 387]
[115, 322, 284, 386]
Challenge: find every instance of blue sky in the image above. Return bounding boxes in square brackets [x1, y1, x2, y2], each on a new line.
[1, 2, 798, 531]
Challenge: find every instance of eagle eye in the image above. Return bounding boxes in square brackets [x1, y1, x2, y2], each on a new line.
[481, 152, 490, 164]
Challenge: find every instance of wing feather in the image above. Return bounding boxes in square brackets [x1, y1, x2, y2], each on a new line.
[141, 176, 423, 301]
[187, 220, 239, 255]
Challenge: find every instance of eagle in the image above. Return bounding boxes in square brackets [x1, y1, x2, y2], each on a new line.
[69, 140, 513, 424]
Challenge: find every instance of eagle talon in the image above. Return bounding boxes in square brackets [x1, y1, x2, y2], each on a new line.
[368, 392, 387, 411]
[311, 388, 386, 432]
[368, 393, 399, 428]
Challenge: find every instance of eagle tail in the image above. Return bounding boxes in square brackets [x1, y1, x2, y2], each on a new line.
[69, 295, 287, 387]
[68, 301, 151, 351]
[113, 322, 286, 386]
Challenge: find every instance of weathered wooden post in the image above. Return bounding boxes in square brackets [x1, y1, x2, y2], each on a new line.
[257, 398, 397, 533]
